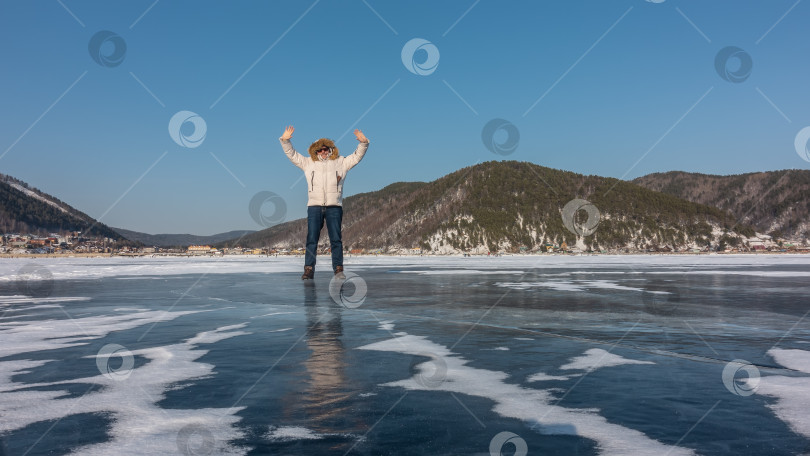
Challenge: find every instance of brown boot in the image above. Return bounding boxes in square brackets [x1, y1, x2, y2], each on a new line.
[334, 266, 346, 279]
[301, 266, 314, 280]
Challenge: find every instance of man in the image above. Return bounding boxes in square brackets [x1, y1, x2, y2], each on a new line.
[280, 125, 369, 280]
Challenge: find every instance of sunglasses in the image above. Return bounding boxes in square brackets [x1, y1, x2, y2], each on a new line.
[317, 147, 330, 153]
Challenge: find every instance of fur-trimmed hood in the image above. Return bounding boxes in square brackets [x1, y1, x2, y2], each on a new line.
[308, 138, 339, 161]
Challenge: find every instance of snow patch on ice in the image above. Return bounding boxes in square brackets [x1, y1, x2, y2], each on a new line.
[358, 329, 692, 456]
[578, 280, 645, 292]
[401, 269, 524, 275]
[0, 304, 62, 313]
[115, 276, 166, 280]
[753, 349, 810, 439]
[497, 280, 646, 293]
[769, 349, 810, 374]
[264, 425, 361, 443]
[265, 426, 322, 441]
[186, 323, 250, 345]
[0, 309, 199, 359]
[1, 255, 809, 283]
[250, 311, 295, 319]
[527, 372, 570, 382]
[0, 256, 304, 282]
[560, 348, 655, 372]
[571, 271, 627, 274]
[681, 270, 810, 277]
[496, 281, 584, 292]
[0, 313, 33, 320]
[0, 295, 91, 305]
[0, 320, 250, 455]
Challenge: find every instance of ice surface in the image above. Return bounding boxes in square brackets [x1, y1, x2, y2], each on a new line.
[358, 326, 695, 456]
[2, 254, 809, 283]
[0, 313, 250, 455]
[2, 254, 809, 454]
[0, 308, 199, 359]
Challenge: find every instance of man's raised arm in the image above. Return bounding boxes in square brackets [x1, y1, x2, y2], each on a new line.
[279, 125, 307, 170]
[344, 128, 370, 170]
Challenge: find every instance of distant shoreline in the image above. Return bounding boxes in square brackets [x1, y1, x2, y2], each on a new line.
[1, 251, 809, 259]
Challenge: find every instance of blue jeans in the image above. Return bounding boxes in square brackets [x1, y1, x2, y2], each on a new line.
[305, 205, 343, 271]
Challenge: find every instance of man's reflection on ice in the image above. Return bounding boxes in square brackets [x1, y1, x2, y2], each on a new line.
[298, 283, 362, 433]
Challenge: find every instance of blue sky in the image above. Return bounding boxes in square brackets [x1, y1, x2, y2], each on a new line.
[1, 0, 808, 235]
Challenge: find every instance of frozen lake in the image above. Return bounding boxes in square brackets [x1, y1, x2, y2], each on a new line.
[1, 255, 809, 455]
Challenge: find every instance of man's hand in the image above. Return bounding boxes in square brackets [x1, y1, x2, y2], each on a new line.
[281, 125, 294, 140]
[354, 129, 369, 143]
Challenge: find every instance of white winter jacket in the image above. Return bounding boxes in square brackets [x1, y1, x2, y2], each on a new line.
[280, 138, 368, 206]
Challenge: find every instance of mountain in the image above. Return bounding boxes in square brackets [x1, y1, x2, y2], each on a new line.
[0, 173, 253, 247]
[220, 161, 756, 253]
[112, 228, 256, 248]
[632, 170, 810, 241]
[0, 173, 126, 240]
